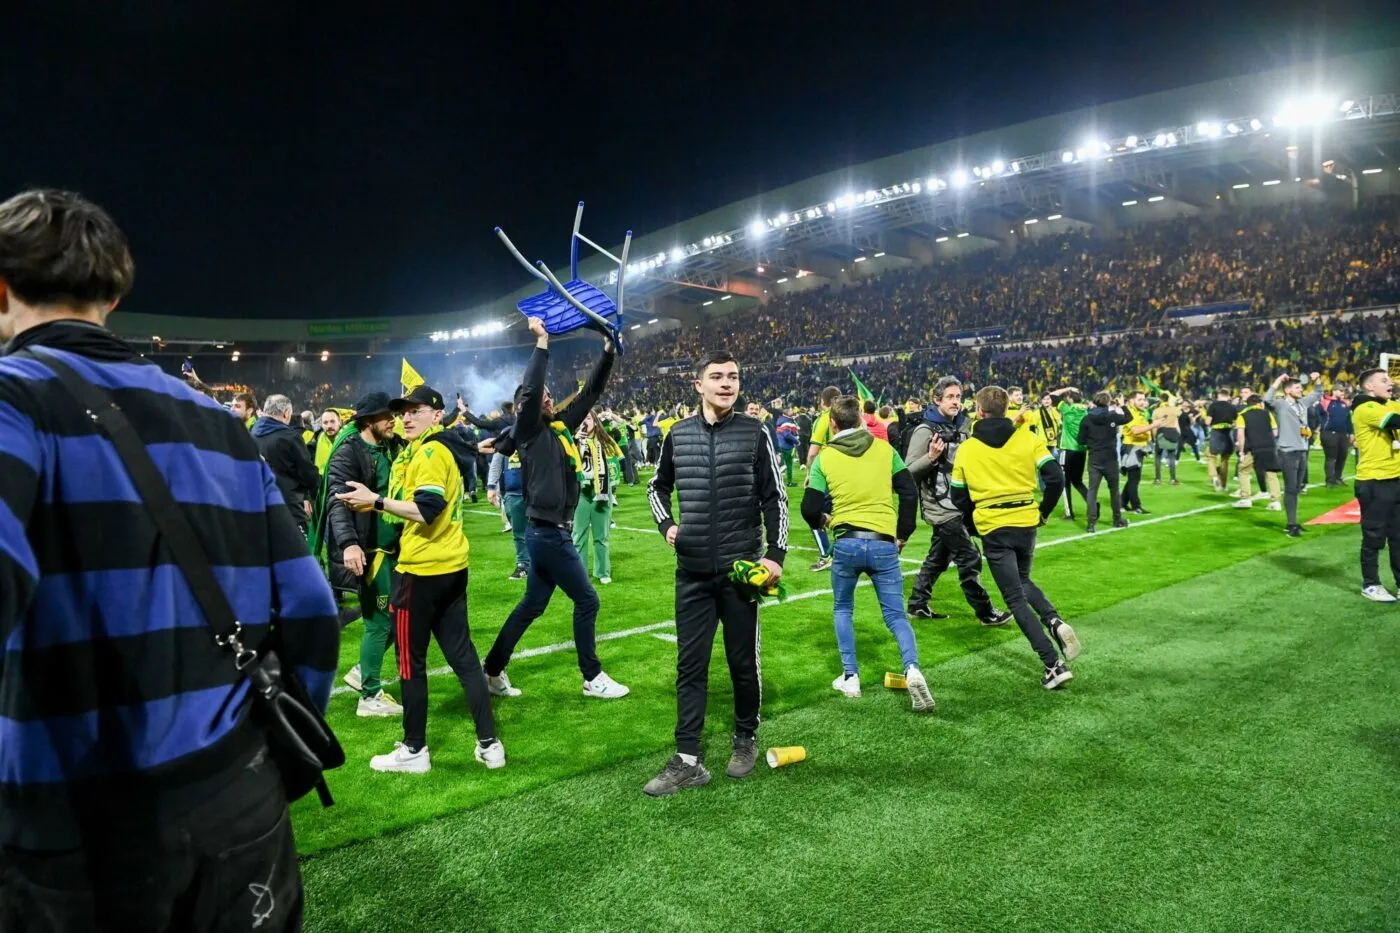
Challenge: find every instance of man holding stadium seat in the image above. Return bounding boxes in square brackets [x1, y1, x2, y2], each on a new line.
[1352, 368, 1400, 602]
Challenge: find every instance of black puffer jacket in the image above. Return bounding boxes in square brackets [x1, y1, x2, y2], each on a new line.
[648, 412, 788, 575]
[324, 432, 404, 593]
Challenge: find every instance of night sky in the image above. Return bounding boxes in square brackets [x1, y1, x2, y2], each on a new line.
[3, 1, 1394, 320]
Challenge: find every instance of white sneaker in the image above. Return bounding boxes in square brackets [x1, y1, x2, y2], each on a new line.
[905, 666, 935, 712]
[1212, 478, 1223, 492]
[832, 673, 861, 698]
[343, 664, 363, 692]
[474, 740, 507, 770]
[583, 671, 631, 699]
[1266, 501, 1282, 512]
[356, 690, 403, 718]
[370, 742, 430, 773]
[1362, 585, 1398, 603]
[1253, 491, 1271, 500]
[1232, 498, 1253, 509]
[487, 672, 522, 697]
[598, 576, 612, 585]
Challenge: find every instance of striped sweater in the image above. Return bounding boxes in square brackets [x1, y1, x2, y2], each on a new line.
[0, 320, 340, 849]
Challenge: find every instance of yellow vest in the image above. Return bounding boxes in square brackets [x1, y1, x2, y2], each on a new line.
[808, 434, 902, 537]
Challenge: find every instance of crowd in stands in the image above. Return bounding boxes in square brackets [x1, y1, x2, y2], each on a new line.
[208, 198, 1400, 417]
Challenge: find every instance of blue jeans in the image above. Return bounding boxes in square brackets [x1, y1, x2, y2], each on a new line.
[484, 524, 601, 681]
[830, 537, 919, 674]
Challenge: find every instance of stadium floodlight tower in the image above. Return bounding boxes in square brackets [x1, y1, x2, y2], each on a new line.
[495, 201, 632, 352]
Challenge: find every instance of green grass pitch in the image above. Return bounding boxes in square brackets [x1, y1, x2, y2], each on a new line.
[296, 452, 1400, 932]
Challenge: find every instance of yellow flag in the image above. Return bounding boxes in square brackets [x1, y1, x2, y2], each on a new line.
[401, 358, 425, 394]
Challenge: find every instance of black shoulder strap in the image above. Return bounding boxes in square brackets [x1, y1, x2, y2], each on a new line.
[34, 351, 243, 645]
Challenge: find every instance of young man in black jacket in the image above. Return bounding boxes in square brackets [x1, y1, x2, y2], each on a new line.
[482, 316, 630, 700]
[325, 391, 406, 718]
[644, 351, 788, 795]
[1077, 391, 1133, 533]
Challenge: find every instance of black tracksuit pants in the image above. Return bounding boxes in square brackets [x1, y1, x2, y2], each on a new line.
[908, 519, 996, 619]
[393, 568, 497, 751]
[981, 526, 1062, 668]
[1086, 456, 1123, 524]
[674, 568, 761, 756]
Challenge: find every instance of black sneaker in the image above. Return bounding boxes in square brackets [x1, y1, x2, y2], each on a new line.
[727, 734, 758, 779]
[1112, 518, 1130, 529]
[1285, 524, 1302, 538]
[1130, 507, 1150, 515]
[1045, 616, 1082, 660]
[1085, 522, 1097, 534]
[979, 609, 1012, 627]
[810, 556, 832, 572]
[643, 755, 712, 797]
[509, 564, 528, 580]
[1042, 660, 1073, 690]
[909, 605, 949, 620]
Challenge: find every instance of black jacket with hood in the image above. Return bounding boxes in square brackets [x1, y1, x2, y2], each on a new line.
[1077, 407, 1133, 468]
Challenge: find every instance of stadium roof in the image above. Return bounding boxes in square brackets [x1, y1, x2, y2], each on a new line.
[113, 47, 1400, 349]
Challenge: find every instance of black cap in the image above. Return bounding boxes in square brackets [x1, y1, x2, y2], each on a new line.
[390, 384, 446, 413]
[351, 391, 394, 422]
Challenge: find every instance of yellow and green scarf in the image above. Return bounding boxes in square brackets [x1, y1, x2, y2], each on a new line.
[551, 421, 582, 481]
[729, 560, 786, 602]
[584, 432, 623, 497]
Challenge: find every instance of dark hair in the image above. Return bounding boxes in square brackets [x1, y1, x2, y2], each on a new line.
[1065, 389, 1082, 403]
[0, 189, 134, 307]
[820, 386, 841, 407]
[830, 395, 863, 431]
[976, 386, 1009, 418]
[1358, 369, 1386, 391]
[1215, 387, 1230, 398]
[862, 399, 876, 414]
[501, 401, 515, 414]
[233, 392, 257, 411]
[933, 376, 961, 400]
[1280, 377, 1301, 391]
[694, 350, 739, 380]
[1093, 390, 1112, 407]
[878, 405, 892, 419]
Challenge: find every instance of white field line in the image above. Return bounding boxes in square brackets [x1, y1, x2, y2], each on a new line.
[357, 478, 1347, 697]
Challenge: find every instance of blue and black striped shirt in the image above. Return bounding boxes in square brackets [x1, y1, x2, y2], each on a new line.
[0, 320, 339, 848]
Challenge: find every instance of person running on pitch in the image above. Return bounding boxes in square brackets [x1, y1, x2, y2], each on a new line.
[482, 317, 630, 699]
[951, 386, 1081, 688]
[338, 384, 504, 773]
[903, 376, 1010, 625]
[803, 396, 934, 711]
[644, 352, 788, 796]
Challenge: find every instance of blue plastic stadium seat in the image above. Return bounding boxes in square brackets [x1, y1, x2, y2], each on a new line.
[517, 279, 622, 336]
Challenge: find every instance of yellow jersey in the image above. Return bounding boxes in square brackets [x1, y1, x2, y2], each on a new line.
[1353, 399, 1400, 481]
[392, 426, 469, 576]
[1122, 406, 1152, 447]
[951, 428, 1054, 535]
[810, 409, 834, 448]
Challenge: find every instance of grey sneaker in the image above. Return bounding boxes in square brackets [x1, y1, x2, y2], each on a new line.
[1046, 617, 1082, 661]
[727, 734, 758, 779]
[644, 754, 711, 797]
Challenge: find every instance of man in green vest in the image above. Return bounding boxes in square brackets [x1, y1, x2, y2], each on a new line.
[801, 395, 933, 712]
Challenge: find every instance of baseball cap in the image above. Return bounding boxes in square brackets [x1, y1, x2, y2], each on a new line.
[390, 385, 446, 413]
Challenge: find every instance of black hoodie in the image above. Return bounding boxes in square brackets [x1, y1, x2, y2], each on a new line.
[1078, 407, 1133, 467]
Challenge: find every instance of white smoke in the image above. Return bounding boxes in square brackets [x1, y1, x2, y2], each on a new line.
[453, 363, 523, 415]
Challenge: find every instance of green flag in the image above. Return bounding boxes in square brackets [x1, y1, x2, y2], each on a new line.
[1138, 374, 1163, 396]
[849, 369, 876, 404]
